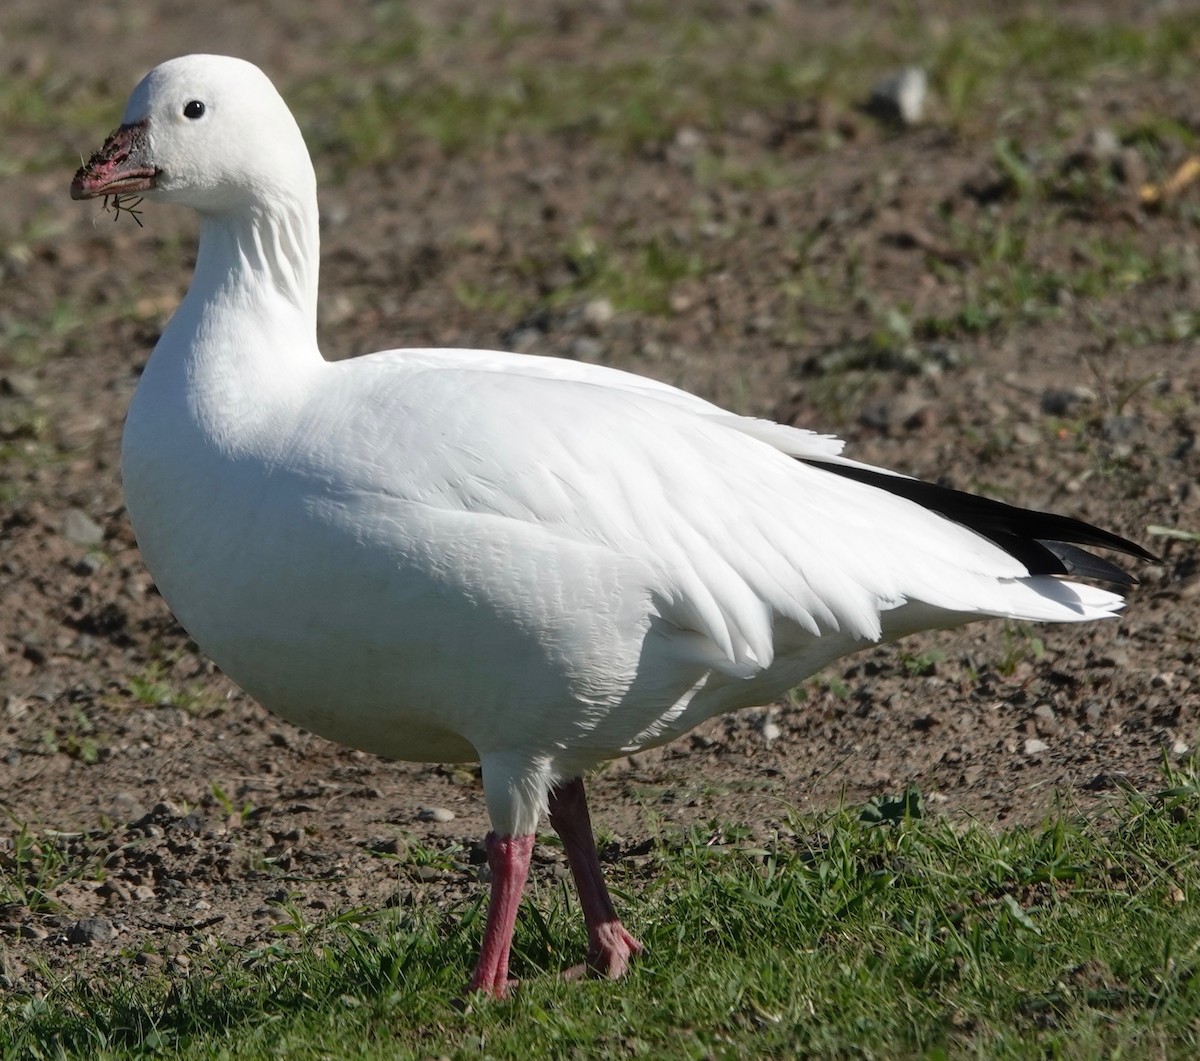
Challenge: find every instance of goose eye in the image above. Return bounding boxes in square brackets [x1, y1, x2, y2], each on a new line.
[183, 100, 206, 119]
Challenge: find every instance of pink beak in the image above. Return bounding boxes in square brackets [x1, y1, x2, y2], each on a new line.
[71, 120, 158, 200]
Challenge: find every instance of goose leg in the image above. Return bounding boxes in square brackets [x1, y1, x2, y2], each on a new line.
[467, 831, 534, 998]
[548, 777, 643, 978]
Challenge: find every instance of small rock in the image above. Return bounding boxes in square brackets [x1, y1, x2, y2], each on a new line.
[1040, 385, 1096, 416]
[1102, 414, 1143, 444]
[132, 885, 157, 902]
[367, 836, 403, 856]
[0, 373, 37, 398]
[1173, 738, 1189, 755]
[60, 508, 104, 548]
[176, 811, 205, 833]
[74, 554, 105, 576]
[672, 126, 704, 154]
[416, 806, 455, 824]
[1023, 738, 1049, 756]
[413, 864, 445, 882]
[581, 297, 615, 332]
[1085, 772, 1129, 792]
[1013, 422, 1041, 446]
[66, 917, 116, 944]
[99, 880, 130, 903]
[762, 720, 782, 742]
[1084, 127, 1121, 160]
[568, 337, 604, 362]
[868, 67, 927, 126]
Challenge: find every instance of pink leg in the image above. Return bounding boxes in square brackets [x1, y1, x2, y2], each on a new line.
[467, 832, 535, 998]
[548, 777, 643, 979]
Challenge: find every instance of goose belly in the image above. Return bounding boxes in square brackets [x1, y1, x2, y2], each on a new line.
[120, 448, 666, 764]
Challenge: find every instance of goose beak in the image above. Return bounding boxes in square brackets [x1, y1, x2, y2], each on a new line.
[71, 120, 158, 200]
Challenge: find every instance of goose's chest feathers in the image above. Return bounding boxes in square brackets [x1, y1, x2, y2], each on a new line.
[119, 338, 670, 762]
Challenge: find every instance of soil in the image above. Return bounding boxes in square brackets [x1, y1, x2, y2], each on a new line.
[1, 0, 1198, 990]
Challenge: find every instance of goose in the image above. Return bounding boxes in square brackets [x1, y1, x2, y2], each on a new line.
[70, 54, 1153, 998]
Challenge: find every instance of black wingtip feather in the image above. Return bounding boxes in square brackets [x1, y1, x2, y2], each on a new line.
[804, 461, 1159, 585]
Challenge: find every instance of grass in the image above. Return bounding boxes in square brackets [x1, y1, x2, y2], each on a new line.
[0, 814, 107, 913]
[281, 5, 1200, 168]
[3, 762, 1200, 1058]
[116, 661, 222, 716]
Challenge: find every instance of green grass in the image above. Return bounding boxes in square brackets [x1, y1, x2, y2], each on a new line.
[4, 762, 1200, 1058]
[0, 814, 108, 914]
[282, 5, 1200, 168]
[116, 662, 222, 716]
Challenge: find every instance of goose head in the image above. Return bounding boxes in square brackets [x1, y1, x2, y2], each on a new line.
[71, 54, 315, 216]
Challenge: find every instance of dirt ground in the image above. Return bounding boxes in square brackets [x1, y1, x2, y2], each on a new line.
[1, 1, 1198, 986]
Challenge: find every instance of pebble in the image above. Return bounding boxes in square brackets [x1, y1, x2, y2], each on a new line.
[1173, 739, 1189, 755]
[762, 720, 782, 743]
[416, 806, 455, 824]
[368, 836, 404, 856]
[1040, 385, 1096, 416]
[568, 337, 604, 362]
[100, 880, 130, 903]
[581, 297, 615, 332]
[1013, 423, 1041, 446]
[1102, 414, 1143, 444]
[176, 811, 206, 833]
[66, 917, 117, 944]
[868, 67, 927, 126]
[413, 864, 446, 881]
[1023, 738, 1049, 756]
[672, 126, 704, 154]
[74, 554, 105, 575]
[60, 508, 105, 547]
[0, 373, 37, 398]
[1084, 127, 1121, 160]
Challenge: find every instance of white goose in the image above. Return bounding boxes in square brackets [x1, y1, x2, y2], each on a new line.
[71, 55, 1152, 998]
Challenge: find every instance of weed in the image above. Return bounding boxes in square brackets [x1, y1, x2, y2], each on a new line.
[995, 621, 1048, 677]
[0, 814, 105, 912]
[123, 662, 218, 715]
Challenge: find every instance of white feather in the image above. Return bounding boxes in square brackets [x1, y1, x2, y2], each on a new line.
[99, 55, 1130, 838]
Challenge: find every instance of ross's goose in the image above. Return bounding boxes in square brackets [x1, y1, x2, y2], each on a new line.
[71, 55, 1154, 998]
